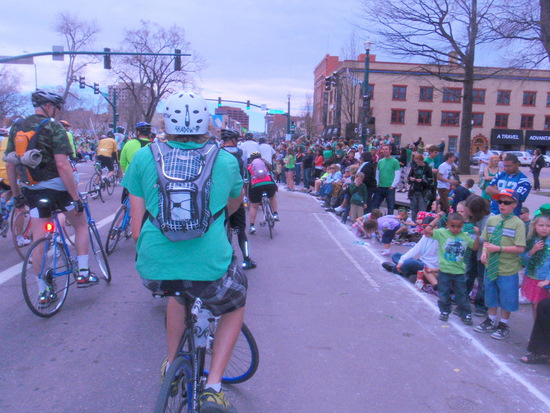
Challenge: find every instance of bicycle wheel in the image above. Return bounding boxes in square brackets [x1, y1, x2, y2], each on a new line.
[60, 216, 76, 247]
[263, 198, 273, 239]
[12, 210, 33, 260]
[204, 322, 259, 384]
[89, 225, 112, 282]
[87, 173, 104, 202]
[105, 177, 114, 195]
[105, 205, 126, 254]
[155, 356, 193, 413]
[21, 237, 71, 317]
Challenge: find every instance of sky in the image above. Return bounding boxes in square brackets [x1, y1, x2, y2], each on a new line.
[0, 0, 375, 132]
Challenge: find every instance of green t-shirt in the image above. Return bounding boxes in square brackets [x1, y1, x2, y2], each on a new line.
[376, 156, 400, 188]
[284, 154, 296, 169]
[432, 228, 475, 274]
[119, 138, 150, 172]
[481, 214, 526, 276]
[122, 141, 243, 281]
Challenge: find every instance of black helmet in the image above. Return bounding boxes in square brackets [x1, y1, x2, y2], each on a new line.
[258, 137, 266, 144]
[117, 126, 125, 133]
[31, 89, 65, 109]
[249, 151, 262, 160]
[135, 121, 152, 135]
[245, 132, 254, 140]
[106, 131, 115, 138]
[221, 129, 239, 141]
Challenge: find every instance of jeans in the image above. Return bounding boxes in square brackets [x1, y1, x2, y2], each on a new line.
[533, 170, 541, 190]
[438, 271, 471, 316]
[391, 253, 425, 277]
[409, 191, 427, 222]
[294, 163, 302, 185]
[372, 187, 396, 214]
[303, 167, 312, 189]
[465, 254, 486, 311]
[366, 186, 376, 213]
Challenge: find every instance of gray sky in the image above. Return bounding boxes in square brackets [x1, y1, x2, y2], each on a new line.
[1, 0, 372, 131]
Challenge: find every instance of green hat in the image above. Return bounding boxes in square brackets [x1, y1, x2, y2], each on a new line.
[534, 204, 550, 217]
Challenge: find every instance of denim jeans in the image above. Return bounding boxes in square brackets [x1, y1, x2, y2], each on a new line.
[391, 253, 425, 276]
[303, 167, 312, 189]
[465, 254, 486, 311]
[438, 271, 471, 316]
[294, 163, 302, 185]
[372, 187, 396, 214]
[366, 186, 376, 213]
[409, 191, 427, 222]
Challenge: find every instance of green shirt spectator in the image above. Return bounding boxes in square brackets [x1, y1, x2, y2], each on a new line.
[376, 156, 400, 188]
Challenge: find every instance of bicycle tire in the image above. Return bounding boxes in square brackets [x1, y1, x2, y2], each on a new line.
[21, 237, 71, 317]
[89, 225, 112, 282]
[155, 355, 193, 413]
[204, 322, 259, 384]
[87, 173, 104, 202]
[266, 201, 274, 239]
[105, 178, 115, 195]
[12, 210, 33, 260]
[105, 205, 126, 254]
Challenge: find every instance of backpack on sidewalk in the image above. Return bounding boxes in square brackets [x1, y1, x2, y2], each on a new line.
[147, 139, 224, 242]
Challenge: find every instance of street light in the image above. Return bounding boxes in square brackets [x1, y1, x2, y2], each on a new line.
[361, 40, 372, 147]
[286, 93, 291, 137]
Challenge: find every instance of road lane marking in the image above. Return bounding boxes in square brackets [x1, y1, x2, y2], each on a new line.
[320, 206, 550, 410]
[314, 213, 380, 289]
[0, 212, 116, 286]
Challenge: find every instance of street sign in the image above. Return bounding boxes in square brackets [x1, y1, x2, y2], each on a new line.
[0, 55, 34, 64]
[268, 110, 285, 114]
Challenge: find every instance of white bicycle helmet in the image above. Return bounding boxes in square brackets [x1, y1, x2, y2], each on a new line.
[164, 91, 209, 135]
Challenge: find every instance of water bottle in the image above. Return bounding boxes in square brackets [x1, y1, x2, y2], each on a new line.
[415, 270, 425, 290]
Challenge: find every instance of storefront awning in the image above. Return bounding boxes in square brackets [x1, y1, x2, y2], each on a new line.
[490, 129, 524, 145]
[526, 131, 550, 146]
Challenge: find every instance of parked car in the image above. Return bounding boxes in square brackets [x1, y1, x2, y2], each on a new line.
[503, 151, 533, 166]
[543, 154, 550, 168]
[470, 150, 501, 165]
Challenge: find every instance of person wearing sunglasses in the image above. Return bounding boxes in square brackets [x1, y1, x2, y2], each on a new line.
[475, 189, 526, 340]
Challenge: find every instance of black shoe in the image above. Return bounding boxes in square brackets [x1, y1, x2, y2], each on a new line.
[382, 262, 395, 272]
[242, 258, 257, 270]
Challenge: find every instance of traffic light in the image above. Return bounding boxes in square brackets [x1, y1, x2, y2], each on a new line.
[325, 76, 331, 91]
[94, 83, 100, 94]
[218, 97, 222, 107]
[79, 76, 85, 89]
[291, 120, 296, 130]
[174, 49, 181, 71]
[104, 47, 111, 69]
[331, 75, 338, 88]
[246, 100, 250, 110]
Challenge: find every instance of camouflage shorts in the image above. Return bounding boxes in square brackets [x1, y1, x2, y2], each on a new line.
[141, 260, 247, 316]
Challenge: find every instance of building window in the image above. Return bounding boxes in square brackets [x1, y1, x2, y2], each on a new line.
[523, 91, 537, 106]
[472, 113, 484, 127]
[418, 110, 432, 125]
[520, 114, 534, 129]
[419, 86, 433, 102]
[441, 111, 460, 126]
[392, 134, 401, 146]
[392, 85, 407, 101]
[443, 88, 462, 103]
[472, 89, 486, 104]
[495, 114, 509, 128]
[497, 90, 511, 105]
[448, 136, 458, 154]
[545, 116, 550, 130]
[547, 92, 550, 106]
[391, 109, 405, 124]
[367, 84, 375, 100]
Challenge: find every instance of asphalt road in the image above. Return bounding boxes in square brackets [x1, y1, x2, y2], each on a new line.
[1, 162, 550, 413]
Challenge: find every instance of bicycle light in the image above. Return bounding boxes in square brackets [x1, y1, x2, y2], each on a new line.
[45, 222, 55, 232]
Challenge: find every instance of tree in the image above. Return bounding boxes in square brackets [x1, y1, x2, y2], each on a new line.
[0, 67, 27, 125]
[52, 11, 100, 109]
[301, 94, 315, 139]
[360, 0, 501, 174]
[490, 1, 550, 67]
[113, 20, 205, 126]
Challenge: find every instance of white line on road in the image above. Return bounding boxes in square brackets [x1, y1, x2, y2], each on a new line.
[314, 213, 380, 289]
[0, 212, 116, 287]
[319, 207, 550, 410]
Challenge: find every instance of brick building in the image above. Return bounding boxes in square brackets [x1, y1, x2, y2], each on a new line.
[215, 106, 249, 131]
[313, 54, 550, 154]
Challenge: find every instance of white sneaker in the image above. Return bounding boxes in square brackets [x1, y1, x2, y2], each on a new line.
[334, 206, 345, 213]
[380, 249, 390, 256]
[17, 235, 31, 247]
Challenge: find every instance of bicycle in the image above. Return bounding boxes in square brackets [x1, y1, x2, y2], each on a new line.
[155, 295, 259, 413]
[0, 190, 16, 238]
[259, 192, 275, 239]
[21, 191, 112, 317]
[105, 196, 132, 254]
[86, 162, 105, 202]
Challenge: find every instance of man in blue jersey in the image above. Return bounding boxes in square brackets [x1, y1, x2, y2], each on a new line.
[485, 153, 531, 216]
